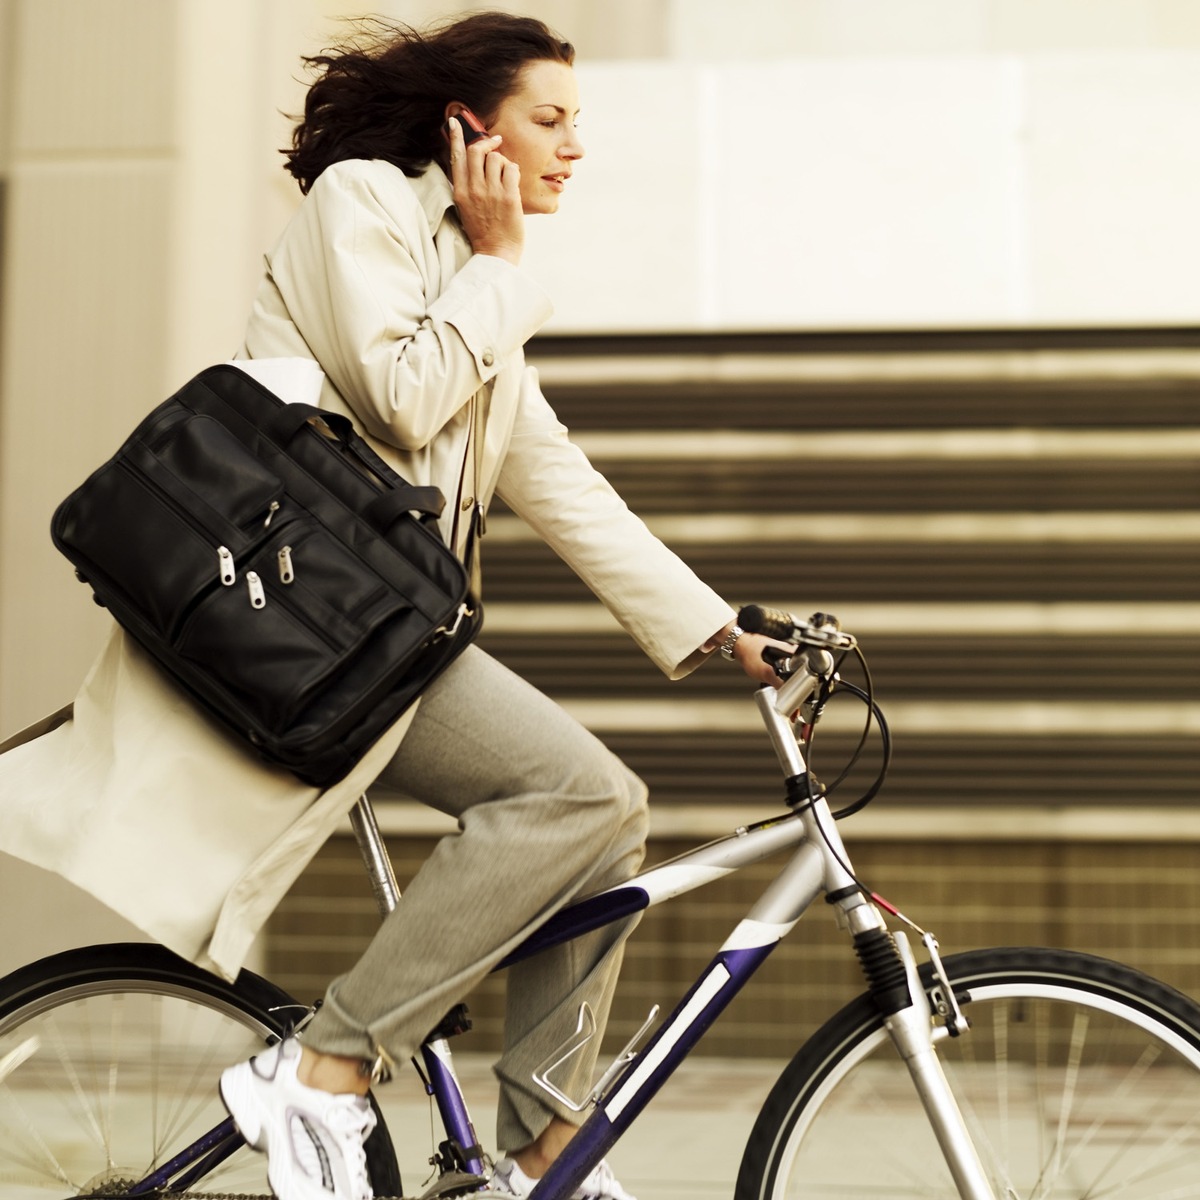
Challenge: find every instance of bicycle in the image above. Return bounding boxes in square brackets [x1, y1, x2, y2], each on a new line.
[2, 605, 1200, 1199]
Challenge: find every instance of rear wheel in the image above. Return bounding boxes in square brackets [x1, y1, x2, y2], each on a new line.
[0, 942, 400, 1198]
[736, 946, 1200, 1198]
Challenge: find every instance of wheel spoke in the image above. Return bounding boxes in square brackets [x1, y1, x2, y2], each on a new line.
[992, 1000, 1011, 1177]
[105, 991, 126, 1168]
[0, 1070, 76, 1186]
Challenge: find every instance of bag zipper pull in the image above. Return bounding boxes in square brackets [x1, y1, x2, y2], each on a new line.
[246, 571, 266, 609]
[217, 546, 236, 586]
[263, 500, 281, 528]
[277, 545, 295, 585]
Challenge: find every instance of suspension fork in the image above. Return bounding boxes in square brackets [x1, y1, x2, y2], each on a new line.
[847, 898, 998, 1200]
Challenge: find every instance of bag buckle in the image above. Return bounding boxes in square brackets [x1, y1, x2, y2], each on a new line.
[433, 602, 473, 642]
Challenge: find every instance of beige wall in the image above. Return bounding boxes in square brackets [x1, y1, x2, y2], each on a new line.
[0, 0, 181, 967]
[0, 0, 12, 165]
[1, 0, 176, 735]
[667, 0, 1200, 58]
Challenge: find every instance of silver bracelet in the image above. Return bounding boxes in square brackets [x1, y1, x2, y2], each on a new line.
[719, 624, 744, 661]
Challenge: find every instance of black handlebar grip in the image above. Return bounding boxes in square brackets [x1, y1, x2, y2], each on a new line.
[738, 604, 798, 640]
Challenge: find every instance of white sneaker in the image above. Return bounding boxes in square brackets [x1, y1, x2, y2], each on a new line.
[486, 1155, 637, 1199]
[219, 1037, 377, 1200]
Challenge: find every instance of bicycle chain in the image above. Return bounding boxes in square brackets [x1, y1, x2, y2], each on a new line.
[87, 1179, 467, 1197]
[154, 1177, 482, 1199]
[85, 1188, 478, 1199]
[81, 1189, 411, 1200]
[90, 1164, 484, 1198]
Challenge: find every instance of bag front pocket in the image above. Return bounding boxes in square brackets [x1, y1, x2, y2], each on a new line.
[174, 522, 409, 732]
[175, 581, 342, 733]
[55, 458, 250, 638]
[140, 412, 285, 535]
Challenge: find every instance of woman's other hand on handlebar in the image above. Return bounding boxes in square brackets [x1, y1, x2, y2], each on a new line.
[735, 631, 796, 687]
[705, 622, 795, 688]
[447, 117, 525, 265]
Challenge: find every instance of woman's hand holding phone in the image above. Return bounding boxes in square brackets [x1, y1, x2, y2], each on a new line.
[446, 112, 524, 266]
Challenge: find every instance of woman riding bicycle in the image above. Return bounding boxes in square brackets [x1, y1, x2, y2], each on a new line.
[216, 14, 792, 1199]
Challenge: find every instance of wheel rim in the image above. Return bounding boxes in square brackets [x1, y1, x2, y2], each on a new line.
[0, 979, 277, 1198]
[766, 976, 1200, 1198]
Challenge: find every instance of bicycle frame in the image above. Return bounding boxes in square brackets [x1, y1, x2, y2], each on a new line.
[129, 626, 1000, 1199]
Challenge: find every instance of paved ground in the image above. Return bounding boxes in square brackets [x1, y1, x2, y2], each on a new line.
[11, 1043, 1195, 1198]
[375, 1053, 786, 1199]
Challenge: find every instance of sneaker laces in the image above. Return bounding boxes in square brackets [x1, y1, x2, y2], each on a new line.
[579, 1158, 635, 1200]
[322, 1100, 377, 1200]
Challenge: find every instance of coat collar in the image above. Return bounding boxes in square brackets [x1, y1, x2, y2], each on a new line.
[410, 162, 457, 234]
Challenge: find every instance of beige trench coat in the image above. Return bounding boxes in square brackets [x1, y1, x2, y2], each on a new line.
[0, 160, 734, 982]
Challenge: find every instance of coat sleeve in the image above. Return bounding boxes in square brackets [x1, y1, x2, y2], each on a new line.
[262, 161, 553, 452]
[495, 369, 735, 680]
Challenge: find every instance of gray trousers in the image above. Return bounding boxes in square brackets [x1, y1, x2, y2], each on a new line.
[303, 645, 650, 1151]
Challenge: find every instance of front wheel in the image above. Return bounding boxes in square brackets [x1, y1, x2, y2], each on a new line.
[736, 946, 1200, 1199]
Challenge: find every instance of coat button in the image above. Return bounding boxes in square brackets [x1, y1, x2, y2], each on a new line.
[461, 496, 474, 510]
[481, 349, 495, 367]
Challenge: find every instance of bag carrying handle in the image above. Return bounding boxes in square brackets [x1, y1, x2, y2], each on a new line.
[267, 400, 447, 527]
[268, 402, 356, 444]
[363, 487, 446, 529]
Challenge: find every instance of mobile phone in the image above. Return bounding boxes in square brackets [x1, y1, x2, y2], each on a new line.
[445, 109, 488, 145]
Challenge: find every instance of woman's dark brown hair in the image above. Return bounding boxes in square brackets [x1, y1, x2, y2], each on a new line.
[285, 12, 575, 193]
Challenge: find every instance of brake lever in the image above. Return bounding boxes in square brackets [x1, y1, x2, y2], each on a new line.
[762, 646, 798, 680]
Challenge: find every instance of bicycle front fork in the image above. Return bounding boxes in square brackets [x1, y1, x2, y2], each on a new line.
[861, 921, 1000, 1200]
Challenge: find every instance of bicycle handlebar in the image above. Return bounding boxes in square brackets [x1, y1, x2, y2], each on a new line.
[738, 604, 856, 651]
[741, 604, 887, 821]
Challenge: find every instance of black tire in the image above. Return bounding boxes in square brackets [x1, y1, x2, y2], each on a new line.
[735, 946, 1200, 1199]
[0, 942, 401, 1198]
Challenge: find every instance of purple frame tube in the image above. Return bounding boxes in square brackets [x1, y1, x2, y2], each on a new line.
[421, 1037, 487, 1177]
[124, 1117, 241, 1194]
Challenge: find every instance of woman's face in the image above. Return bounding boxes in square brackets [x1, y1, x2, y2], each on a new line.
[485, 59, 584, 215]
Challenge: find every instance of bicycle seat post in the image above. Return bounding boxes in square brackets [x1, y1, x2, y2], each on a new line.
[348, 793, 486, 1181]
[349, 793, 400, 916]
